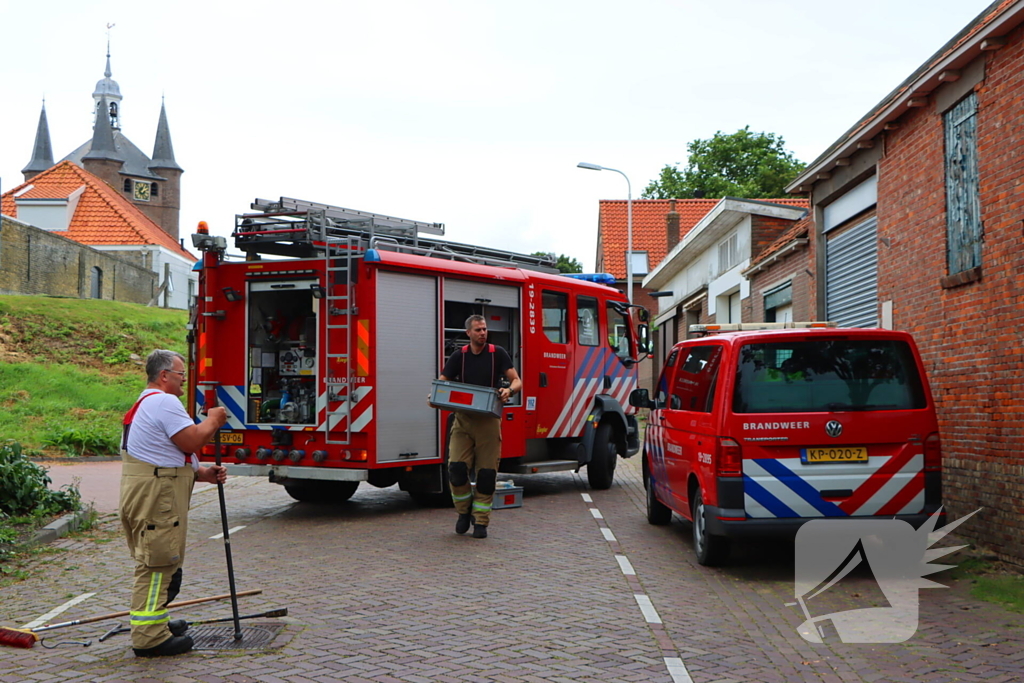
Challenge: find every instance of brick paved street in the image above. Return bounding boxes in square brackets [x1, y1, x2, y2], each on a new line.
[1, 456, 1021, 682]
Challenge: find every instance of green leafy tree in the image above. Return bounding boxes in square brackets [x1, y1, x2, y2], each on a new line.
[533, 252, 583, 274]
[643, 126, 805, 199]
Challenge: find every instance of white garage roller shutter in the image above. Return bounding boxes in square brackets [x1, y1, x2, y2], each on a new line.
[826, 217, 878, 328]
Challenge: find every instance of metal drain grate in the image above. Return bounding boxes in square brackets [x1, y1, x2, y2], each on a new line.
[190, 623, 286, 651]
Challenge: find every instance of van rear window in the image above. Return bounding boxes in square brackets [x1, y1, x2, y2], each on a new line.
[732, 339, 927, 413]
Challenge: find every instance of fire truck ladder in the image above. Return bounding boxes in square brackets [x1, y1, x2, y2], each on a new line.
[246, 197, 558, 272]
[319, 230, 363, 447]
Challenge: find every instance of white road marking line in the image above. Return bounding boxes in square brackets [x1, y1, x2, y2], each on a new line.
[581, 493, 593, 502]
[601, 528, 616, 542]
[634, 594, 662, 624]
[590, 508, 604, 519]
[664, 657, 694, 683]
[615, 555, 636, 575]
[21, 592, 96, 629]
[210, 525, 246, 539]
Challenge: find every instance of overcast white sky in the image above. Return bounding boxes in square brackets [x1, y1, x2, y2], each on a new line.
[1, 0, 994, 269]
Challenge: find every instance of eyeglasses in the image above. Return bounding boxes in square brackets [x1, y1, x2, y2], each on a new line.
[166, 370, 186, 377]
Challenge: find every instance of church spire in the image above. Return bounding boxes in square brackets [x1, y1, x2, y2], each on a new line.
[149, 98, 182, 171]
[22, 100, 55, 180]
[83, 97, 122, 162]
[93, 33, 122, 129]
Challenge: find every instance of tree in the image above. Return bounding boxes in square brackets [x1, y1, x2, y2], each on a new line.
[642, 126, 805, 200]
[533, 252, 583, 274]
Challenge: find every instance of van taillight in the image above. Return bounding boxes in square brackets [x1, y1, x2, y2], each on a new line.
[924, 433, 942, 471]
[717, 438, 742, 477]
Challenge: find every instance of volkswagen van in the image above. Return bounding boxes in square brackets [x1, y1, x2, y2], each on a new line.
[630, 323, 943, 565]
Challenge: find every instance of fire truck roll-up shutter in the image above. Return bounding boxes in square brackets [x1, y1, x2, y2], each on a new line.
[376, 271, 438, 463]
[443, 280, 518, 308]
[825, 216, 878, 328]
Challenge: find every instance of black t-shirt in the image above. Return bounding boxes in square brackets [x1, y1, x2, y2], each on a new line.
[441, 344, 513, 388]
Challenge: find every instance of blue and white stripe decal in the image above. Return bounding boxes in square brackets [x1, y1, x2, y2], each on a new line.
[742, 455, 922, 519]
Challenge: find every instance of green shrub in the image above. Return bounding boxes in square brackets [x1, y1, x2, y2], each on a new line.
[43, 426, 120, 457]
[0, 441, 81, 517]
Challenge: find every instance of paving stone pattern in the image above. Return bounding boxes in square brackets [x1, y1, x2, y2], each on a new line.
[0, 456, 1021, 682]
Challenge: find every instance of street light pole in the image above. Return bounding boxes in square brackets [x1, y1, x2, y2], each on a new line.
[577, 162, 633, 304]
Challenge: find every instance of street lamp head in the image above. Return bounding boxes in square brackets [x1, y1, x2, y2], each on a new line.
[577, 162, 603, 171]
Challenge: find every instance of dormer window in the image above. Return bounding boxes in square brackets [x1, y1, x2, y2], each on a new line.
[123, 178, 132, 193]
[150, 183, 158, 198]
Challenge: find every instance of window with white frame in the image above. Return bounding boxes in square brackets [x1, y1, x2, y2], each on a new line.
[718, 233, 739, 274]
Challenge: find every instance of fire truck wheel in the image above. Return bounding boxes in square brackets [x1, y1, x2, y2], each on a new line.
[284, 480, 358, 503]
[691, 489, 729, 566]
[586, 422, 617, 490]
[645, 465, 672, 526]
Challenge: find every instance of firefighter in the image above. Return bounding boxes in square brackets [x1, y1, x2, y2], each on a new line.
[119, 350, 228, 657]
[438, 314, 522, 538]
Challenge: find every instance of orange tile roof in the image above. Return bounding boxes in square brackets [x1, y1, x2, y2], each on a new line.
[1, 161, 194, 260]
[597, 197, 809, 279]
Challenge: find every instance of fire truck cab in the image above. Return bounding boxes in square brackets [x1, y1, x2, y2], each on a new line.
[190, 197, 649, 504]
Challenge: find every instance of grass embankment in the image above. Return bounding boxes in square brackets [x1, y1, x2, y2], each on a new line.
[0, 296, 188, 455]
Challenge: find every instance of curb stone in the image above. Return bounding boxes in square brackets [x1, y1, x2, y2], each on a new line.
[31, 505, 97, 546]
[30, 456, 121, 463]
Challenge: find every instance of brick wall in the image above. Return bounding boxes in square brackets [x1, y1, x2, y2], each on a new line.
[0, 216, 156, 304]
[746, 247, 815, 323]
[875, 25, 1024, 563]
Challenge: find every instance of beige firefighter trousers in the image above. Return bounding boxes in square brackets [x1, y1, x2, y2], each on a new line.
[448, 411, 501, 526]
[120, 452, 194, 650]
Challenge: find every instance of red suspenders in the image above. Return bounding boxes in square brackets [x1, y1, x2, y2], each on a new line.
[122, 391, 187, 464]
[461, 344, 496, 387]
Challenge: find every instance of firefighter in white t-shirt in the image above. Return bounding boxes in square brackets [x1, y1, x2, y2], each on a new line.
[119, 349, 227, 657]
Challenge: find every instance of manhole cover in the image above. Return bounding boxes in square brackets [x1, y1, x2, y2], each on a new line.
[190, 623, 285, 651]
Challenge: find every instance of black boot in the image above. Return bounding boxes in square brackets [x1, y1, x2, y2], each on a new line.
[133, 634, 194, 657]
[169, 619, 189, 637]
[455, 513, 472, 535]
[472, 523, 488, 539]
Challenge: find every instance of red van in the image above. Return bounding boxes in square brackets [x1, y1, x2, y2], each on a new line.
[630, 323, 943, 565]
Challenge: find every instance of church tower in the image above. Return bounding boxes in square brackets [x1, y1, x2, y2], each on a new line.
[32, 41, 185, 241]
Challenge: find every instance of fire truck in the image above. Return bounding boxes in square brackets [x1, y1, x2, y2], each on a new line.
[189, 197, 650, 504]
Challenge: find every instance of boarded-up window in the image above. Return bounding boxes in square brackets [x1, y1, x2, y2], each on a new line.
[944, 91, 981, 274]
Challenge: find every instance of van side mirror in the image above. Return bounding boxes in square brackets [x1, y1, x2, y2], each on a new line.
[629, 388, 652, 409]
[638, 308, 650, 323]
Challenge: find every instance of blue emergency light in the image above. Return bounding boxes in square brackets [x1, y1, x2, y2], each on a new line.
[563, 273, 617, 285]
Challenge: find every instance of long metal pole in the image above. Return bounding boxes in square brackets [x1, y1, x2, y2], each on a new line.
[625, 175, 633, 305]
[577, 162, 632, 303]
[212, 426, 243, 640]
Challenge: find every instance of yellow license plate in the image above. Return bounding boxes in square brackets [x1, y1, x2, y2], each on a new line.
[801, 446, 868, 463]
[218, 432, 244, 444]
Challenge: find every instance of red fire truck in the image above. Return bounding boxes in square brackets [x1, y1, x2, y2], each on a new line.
[189, 197, 650, 504]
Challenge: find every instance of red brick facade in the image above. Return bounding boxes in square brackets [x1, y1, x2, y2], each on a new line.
[872, 26, 1024, 563]
[783, 7, 1024, 562]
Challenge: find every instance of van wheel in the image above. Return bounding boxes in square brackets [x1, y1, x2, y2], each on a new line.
[587, 423, 617, 490]
[285, 480, 358, 503]
[691, 489, 729, 566]
[645, 469, 672, 525]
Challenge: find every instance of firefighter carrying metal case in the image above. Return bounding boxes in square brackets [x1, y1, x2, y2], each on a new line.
[430, 379, 503, 418]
